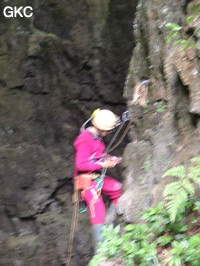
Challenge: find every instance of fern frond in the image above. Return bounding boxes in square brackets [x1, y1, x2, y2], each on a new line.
[190, 155, 200, 163]
[189, 175, 200, 187]
[163, 181, 181, 197]
[193, 179, 200, 187]
[190, 168, 200, 180]
[166, 189, 188, 210]
[162, 166, 185, 179]
[181, 179, 195, 195]
[164, 195, 176, 202]
[166, 189, 188, 222]
[190, 166, 200, 174]
[163, 156, 200, 222]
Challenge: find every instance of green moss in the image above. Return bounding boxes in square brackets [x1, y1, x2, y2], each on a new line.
[141, 155, 152, 173]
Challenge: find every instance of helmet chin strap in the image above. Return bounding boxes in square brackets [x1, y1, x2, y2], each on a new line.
[80, 118, 107, 138]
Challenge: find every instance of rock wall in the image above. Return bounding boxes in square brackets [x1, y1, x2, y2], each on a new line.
[0, 0, 138, 265]
[118, 0, 200, 222]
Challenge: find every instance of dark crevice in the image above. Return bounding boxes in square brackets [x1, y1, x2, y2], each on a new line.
[174, 75, 189, 98]
[9, 86, 25, 91]
[35, 178, 73, 216]
[191, 113, 200, 128]
[24, 88, 50, 95]
[184, 26, 199, 41]
[18, 216, 36, 222]
[0, 79, 6, 87]
[181, 0, 195, 13]
[57, 178, 74, 194]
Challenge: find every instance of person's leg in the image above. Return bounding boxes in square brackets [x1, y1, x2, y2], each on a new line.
[102, 175, 122, 204]
[83, 182, 106, 225]
[101, 176, 122, 224]
[83, 181, 106, 252]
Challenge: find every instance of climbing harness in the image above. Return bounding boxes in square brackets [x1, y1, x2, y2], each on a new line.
[74, 172, 99, 191]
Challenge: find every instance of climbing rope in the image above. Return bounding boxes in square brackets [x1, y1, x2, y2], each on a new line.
[108, 115, 132, 153]
[66, 189, 79, 266]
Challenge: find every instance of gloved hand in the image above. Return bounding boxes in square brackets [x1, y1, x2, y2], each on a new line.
[99, 159, 117, 168]
[108, 156, 122, 164]
[99, 156, 122, 168]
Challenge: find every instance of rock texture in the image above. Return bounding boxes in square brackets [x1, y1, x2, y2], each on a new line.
[119, 0, 200, 223]
[0, 0, 137, 265]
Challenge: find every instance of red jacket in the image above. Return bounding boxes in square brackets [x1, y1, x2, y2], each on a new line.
[73, 130, 104, 176]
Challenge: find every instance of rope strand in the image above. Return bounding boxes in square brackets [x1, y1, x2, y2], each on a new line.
[66, 190, 79, 266]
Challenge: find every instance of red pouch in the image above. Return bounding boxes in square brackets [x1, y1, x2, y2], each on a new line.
[75, 173, 93, 191]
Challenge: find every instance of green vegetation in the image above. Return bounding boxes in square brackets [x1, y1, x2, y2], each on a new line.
[165, 1, 200, 50]
[142, 100, 150, 114]
[47, 33, 57, 38]
[162, 156, 200, 222]
[142, 100, 168, 114]
[155, 100, 167, 113]
[165, 23, 197, 50]
[90, 223, 159, 266]
[90, 156, 200, 266]
[141, 154, 152, 173]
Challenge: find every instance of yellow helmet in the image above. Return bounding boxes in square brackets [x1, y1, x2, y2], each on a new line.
[91, 109, 118, 131]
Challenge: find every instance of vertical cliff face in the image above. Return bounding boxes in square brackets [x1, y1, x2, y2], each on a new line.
[0, 0, 138, 265]
[118, 0, 200, 223]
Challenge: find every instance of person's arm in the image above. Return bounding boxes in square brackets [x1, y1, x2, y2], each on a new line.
[74, 134, 102, 172]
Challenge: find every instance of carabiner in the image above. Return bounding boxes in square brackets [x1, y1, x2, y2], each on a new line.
[122, 110, 129, 122]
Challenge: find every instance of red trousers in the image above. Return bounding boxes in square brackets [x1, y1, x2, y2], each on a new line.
[83, 176, 122, 225]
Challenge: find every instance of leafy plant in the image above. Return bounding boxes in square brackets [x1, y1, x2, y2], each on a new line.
[157, 234, 173, 246]
[89, 224, 121, 266]
[165, 234, 200, 266]
[193, 201, 200, 211]
[166, 240, 189, 266]
[162, 155, 200, 222]
[165, 23, 196, 50]
[90, 156, 200, 266]
[165, 23, 182, 43]
[184, 234, 200, 264]
[142, 202, 188, 238]
[153, 100, 167, 113]
[165, 2, 200, 50]
[142, 202, 170, 235]
[89, 223, 159, 266]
